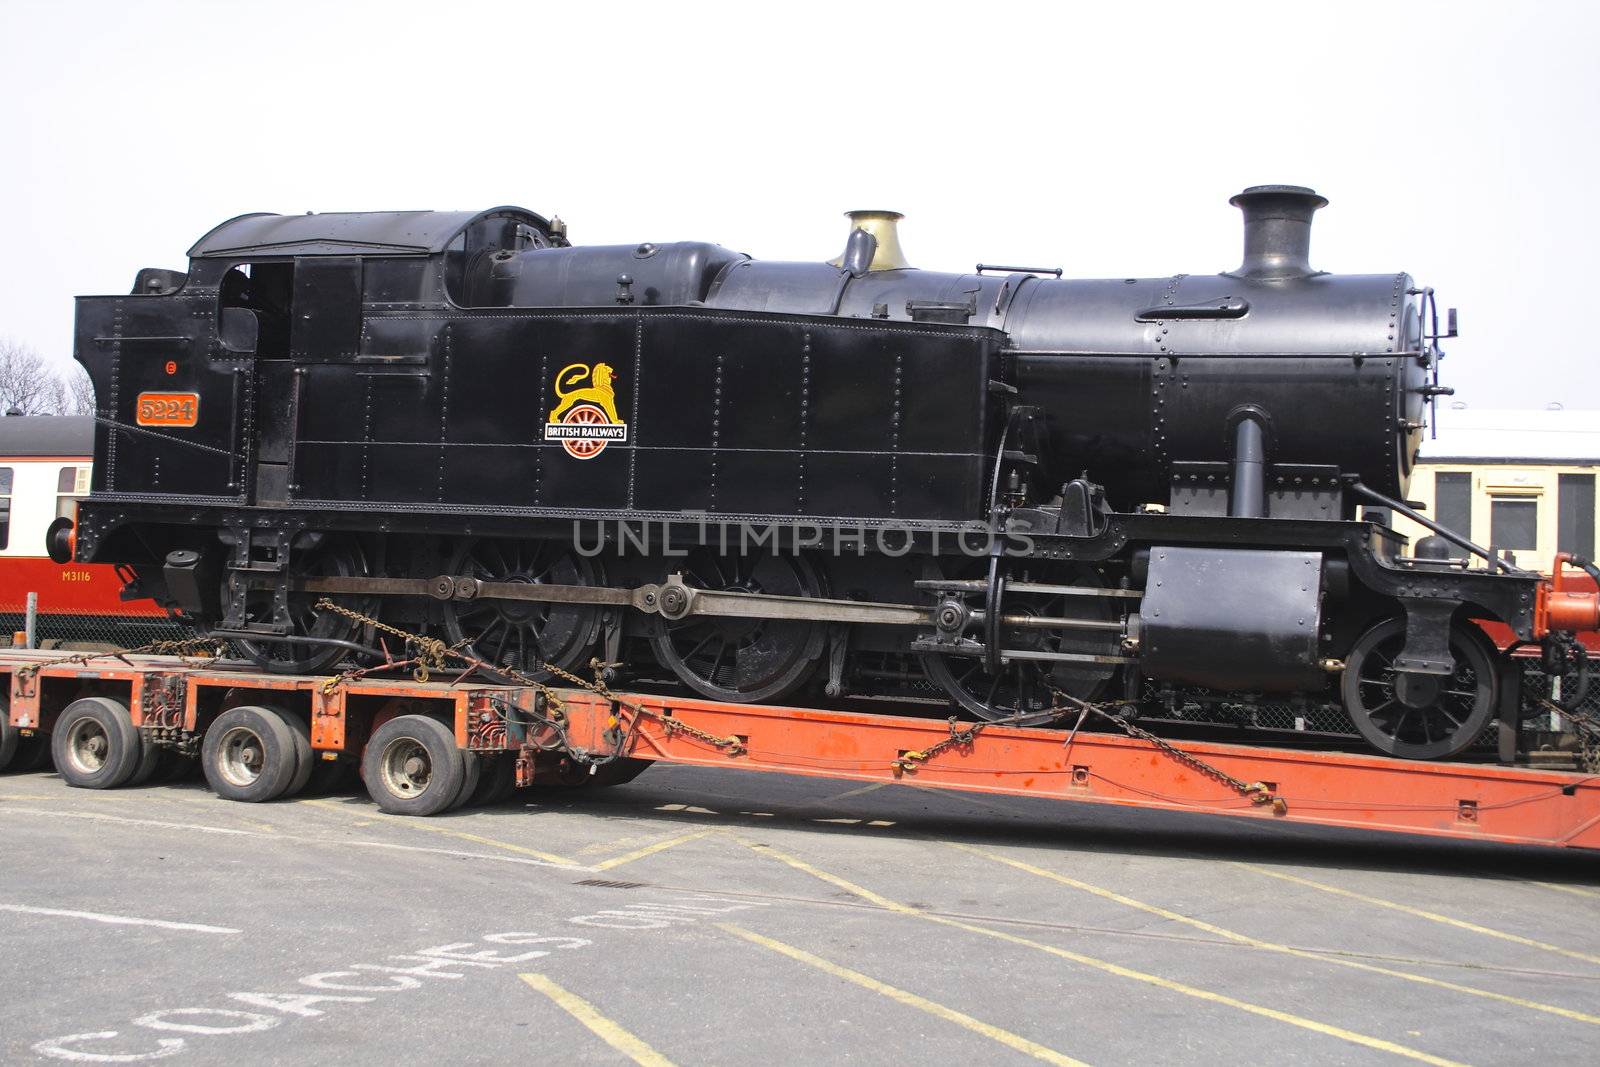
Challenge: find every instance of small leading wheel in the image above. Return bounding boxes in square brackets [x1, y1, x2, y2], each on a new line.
[443, 539, 602, 682]
[362, 714, 466, 817]
[1341, 618, 1498, 760]
[233, 538, 376, 676]
[650, 549, 825, 703]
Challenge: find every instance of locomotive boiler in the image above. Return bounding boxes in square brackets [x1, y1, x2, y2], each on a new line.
[62, 185, 1600, 761]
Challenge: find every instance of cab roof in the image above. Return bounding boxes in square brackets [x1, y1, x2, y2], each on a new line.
[186, 207, 547, 259]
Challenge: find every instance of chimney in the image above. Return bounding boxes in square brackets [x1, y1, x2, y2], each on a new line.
[829, 210, 910, 272]
[1229, 185, 1327, 279]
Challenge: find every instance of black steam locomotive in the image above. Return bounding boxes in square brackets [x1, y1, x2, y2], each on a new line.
[63, 186, 1600, 761]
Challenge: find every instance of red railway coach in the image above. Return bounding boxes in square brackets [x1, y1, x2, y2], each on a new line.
[0, 415, 166, 646]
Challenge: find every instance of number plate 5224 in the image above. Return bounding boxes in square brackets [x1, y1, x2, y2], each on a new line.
[135, 392, 200, 427]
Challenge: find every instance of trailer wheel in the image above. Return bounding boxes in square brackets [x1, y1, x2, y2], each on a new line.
[469, 755, 518, 807]
[155, 748, 197, 783]
[363, 715, 466, 816]
[261, 706, 315, 798]
[448, 750, 481, 812]
[52, 697, 142, 789]
[202, 706, 300, 802]
[125, 732, 165, 787]
[12, 735, 53, 772]
[307, 753, 356, 795]
[0, 695, 17, 772]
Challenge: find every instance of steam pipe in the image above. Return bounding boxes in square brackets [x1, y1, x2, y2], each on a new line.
[1230, 415, 1267, 518]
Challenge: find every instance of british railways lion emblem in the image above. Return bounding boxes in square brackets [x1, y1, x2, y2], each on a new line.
[545, 362, 629, 460]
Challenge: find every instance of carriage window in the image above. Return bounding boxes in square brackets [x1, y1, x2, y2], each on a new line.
[1559, 473, 1596, 559]
[1433, 471, 1471, 559]
[1490, 494, 1538, 552]
[57, 464, 88, 520]
[0, 466, 11, 550]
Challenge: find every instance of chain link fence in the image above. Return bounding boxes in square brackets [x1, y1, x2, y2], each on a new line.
[1, 609, 204, 653]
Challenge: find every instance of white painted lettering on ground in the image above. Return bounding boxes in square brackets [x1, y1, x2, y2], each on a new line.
[0, 904, 240, 935]
[30, 1033, 186, 1063]
[31, 895, 768, 1061]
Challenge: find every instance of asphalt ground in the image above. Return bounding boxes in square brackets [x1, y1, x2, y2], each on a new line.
[1, 761, 1597, 1066]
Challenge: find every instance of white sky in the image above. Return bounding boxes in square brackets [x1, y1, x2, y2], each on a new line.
[1, 0, 1595, 412]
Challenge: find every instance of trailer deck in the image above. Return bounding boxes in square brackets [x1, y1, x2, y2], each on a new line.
[3, 648, 1596, 852]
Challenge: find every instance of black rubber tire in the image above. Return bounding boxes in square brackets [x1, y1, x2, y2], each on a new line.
[52, 697, 142, 790]
[155, 748, 197, 783]
[448, 749, 482, 812]
[470, 755, 518, 807]
[0, 695, 18, 772]
[125, 731, 164, 787]
[307, 753, 356, 795]
[362, 715, 466, 817]
[262, 705, 315, 798]
[202, 705, 300, 802]
[12, 735, 53, 772]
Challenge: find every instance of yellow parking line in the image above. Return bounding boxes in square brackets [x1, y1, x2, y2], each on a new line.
[520, 973, 676, 1067]
[739, 840, 1466, 1067]
[954, 844, 1600, 1027]
[593, 829, 717, 872]
[1238, 865, 1600, 968]
[301, 798, 577, 867]
[719, 923, 1087, 1066]
[822, 782, 889, 803]
[1530, 881, 1600, 900]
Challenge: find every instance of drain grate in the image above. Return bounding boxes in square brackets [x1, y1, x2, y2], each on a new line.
[574, 878, 650, 889]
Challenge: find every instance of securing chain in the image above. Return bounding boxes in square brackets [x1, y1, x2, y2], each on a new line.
[313, 599, 457, 686]
[1537, 695, 1600, 774]
[308, 601, 745, 761]
[893, 717, 986, 775]
[1052, 688, 1287, 813]
[15, 637, 227, 685]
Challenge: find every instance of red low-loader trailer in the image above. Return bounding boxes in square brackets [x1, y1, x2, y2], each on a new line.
[4, 648, 1598, 852]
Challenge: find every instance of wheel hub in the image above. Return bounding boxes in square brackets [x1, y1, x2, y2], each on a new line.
[1394, 671, 1442, 708]
[381, 739, 432, 796]
[218, 726, 266, 786]
[68, 721, 109, 773]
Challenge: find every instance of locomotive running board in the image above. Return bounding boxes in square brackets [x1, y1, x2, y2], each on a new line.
[292, 573, 1133, 637]
[291, 573, 925, 624]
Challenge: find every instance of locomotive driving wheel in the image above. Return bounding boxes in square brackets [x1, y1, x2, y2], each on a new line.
[650, 548, 826, 703]
[1341, 617, 1498, 760]
[234, 538, 376, 676]
[921, 561, 1120, 727]
[443, 539, 603, 682]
